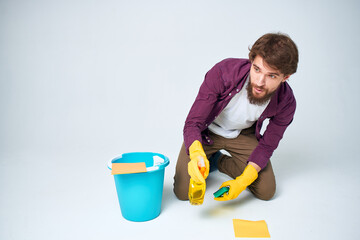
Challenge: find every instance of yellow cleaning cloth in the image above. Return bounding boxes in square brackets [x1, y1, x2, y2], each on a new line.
[233, 219, 270, 238]
[111, 162, 147, 175]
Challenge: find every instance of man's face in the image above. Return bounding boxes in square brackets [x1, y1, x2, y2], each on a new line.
[248, 55, 290, 105]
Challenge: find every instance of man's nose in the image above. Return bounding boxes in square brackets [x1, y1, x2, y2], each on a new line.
[256, 74, 266, 86]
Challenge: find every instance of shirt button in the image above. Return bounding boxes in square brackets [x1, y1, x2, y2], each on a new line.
[207, 139, 210, 143]
[205, 124, 208, 126]
[236, 89, 239, 92]
[229, 93, 232, 96]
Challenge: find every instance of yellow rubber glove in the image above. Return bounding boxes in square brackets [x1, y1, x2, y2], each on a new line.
[188, 140, 210, 183]
[214, 164, 258, 201]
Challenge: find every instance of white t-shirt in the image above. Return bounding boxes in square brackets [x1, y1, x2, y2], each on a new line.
[208, 76, 270, 138]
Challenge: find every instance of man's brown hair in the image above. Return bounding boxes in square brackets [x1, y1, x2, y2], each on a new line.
[249, 33, 299, 76]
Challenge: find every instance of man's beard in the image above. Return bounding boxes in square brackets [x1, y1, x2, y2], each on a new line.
[246, 80, 276, 106]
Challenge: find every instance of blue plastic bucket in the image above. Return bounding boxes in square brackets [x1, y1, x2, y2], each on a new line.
[108, 152, 169, 222]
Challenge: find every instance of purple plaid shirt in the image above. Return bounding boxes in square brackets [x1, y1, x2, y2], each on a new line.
[183, 58, 296, 169]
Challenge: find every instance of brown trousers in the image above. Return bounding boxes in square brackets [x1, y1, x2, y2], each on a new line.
[173, 127, 276, 201]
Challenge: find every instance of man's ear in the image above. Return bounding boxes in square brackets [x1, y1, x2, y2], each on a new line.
[282, 75, 291, 82]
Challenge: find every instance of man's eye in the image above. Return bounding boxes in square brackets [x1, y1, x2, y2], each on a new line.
[269, 75, 276, 79]
[254, 67, 260, 72]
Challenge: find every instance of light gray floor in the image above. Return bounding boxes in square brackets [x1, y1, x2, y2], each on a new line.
[1, 0, 360, 239]
[1, 145, 359, 239]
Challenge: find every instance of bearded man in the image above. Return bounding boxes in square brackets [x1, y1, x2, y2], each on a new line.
[173, 32, 299, 202]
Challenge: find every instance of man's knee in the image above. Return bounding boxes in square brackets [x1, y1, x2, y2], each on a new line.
[173, 143, 191, 201]
[249, 180, 276, 201]
[173, 176, 189, 201]
[253, 186, 276, 200]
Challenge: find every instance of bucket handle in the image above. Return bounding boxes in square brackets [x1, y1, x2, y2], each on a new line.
[107, 153, 169, 171]
[108, 154, 123, 170]
[107, 159, 160, 172]
[107, 158, 113, 170]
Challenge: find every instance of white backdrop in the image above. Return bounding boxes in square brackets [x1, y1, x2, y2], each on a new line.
[1, 0, 360, 239]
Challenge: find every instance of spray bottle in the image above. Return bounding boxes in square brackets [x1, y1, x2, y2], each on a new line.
[188, 156, 206, 205]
